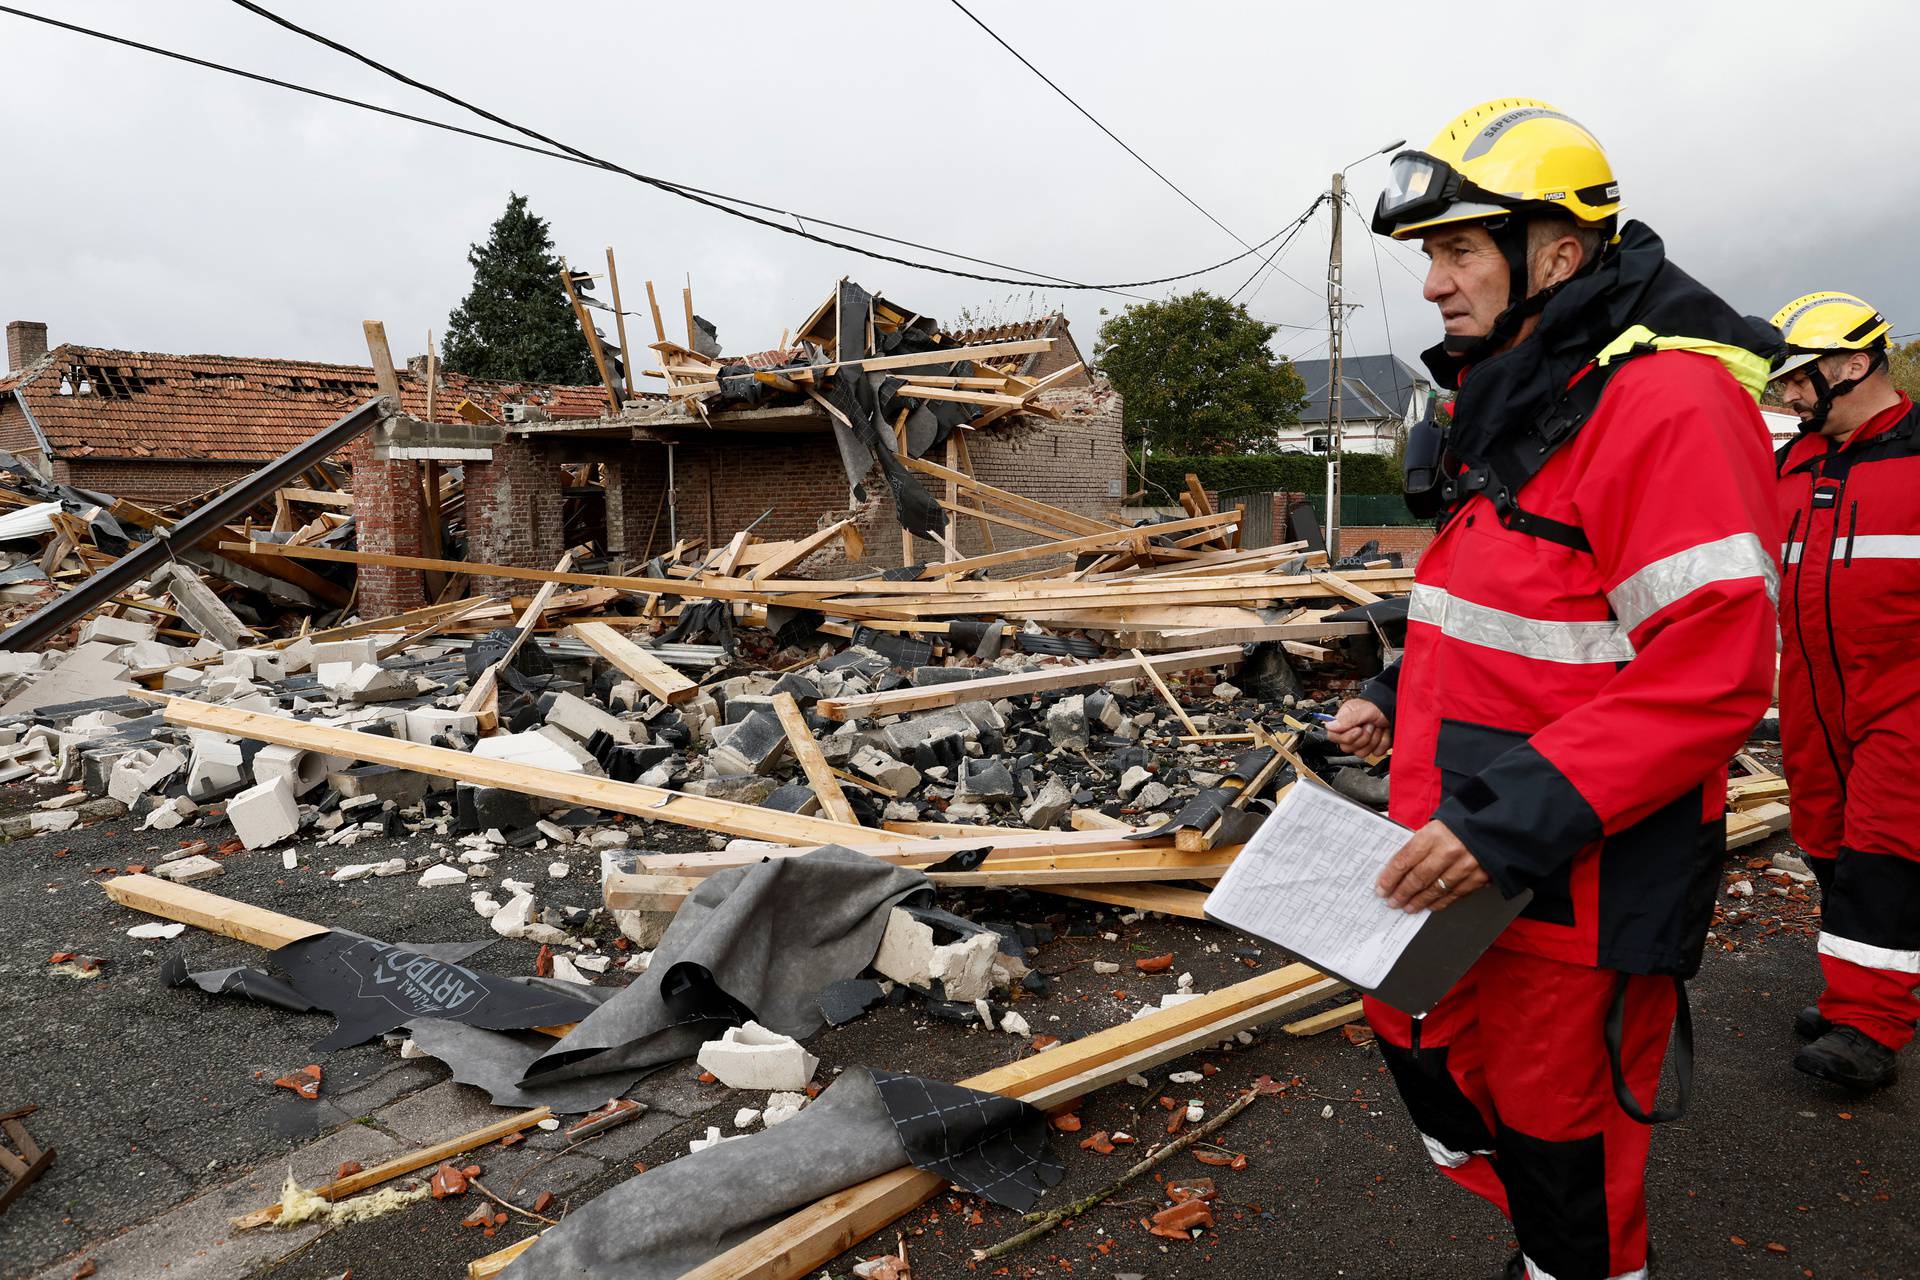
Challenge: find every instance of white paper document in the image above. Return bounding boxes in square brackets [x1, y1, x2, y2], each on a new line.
[1204, 781, 1427, 988]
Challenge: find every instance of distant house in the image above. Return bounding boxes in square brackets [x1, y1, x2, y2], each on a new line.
[1278, 353, 1432, 456]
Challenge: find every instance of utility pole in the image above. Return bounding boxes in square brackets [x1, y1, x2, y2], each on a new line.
[1326, 170, 1345, 560]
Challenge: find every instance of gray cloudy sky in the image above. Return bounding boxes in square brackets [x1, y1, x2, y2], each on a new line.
[4, 0, 1918, 378]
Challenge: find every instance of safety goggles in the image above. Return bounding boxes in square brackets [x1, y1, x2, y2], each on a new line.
[1371, 150, 1516, 236]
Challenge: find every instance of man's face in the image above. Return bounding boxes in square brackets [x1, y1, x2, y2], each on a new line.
[1776, 352, 1870, 431]
[1418, 225, 1511, 340]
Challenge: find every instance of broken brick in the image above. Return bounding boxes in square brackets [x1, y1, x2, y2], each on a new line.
[273, 1064, 322, 1100]
[1149, 1199, 1214, 1239]
[1135, 954, 1175, 973]
[430, 1164, 469, 1198]
[335, 1160, 364, 1179]
[1051, 1112, 1082, 1132]
[531, 1191, 554, 1214]
[1079, 1131, 1116, 1155]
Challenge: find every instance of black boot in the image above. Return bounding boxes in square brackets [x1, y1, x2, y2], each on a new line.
[1794, 1025, 1898, 1091]
[1795, 1005, 1832, 1040]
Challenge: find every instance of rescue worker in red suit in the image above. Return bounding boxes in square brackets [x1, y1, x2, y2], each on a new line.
[1326, 99, 1779, 1280]
[1769, 291, 1919, 1091]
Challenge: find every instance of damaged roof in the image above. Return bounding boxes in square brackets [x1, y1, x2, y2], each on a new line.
[4, 345, 620, 462]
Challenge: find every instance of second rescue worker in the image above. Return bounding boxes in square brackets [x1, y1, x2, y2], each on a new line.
[1328, 100, 1780, 1279]
[1769, 291, 1920, 1092]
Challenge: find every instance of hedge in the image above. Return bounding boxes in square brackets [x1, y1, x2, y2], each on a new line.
[1135, 452, 1400, 503]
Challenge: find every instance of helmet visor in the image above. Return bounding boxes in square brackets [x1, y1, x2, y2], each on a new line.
[1373, 152, 1458, 233]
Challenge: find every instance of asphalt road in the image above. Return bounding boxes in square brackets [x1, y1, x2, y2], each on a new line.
[3, 775, 1913, 1280]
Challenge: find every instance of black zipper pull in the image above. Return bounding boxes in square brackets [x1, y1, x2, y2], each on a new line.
[1845, 501, 1859, 567]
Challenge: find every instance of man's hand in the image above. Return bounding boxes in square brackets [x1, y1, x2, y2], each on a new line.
[1375, 819, 1490, 913]
[1327, 698, 1393, 757]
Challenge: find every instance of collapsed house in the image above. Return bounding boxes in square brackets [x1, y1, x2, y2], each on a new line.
[349, 282, 1121, 617]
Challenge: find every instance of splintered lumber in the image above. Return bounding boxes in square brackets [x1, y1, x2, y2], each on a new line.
[1131, 647, 1199, 736]
[1309, 571, 1383, 606]
[656, 963, 1339, 1280]
[1283, 1000, 1367, 1037]
[461, 552, 573, 724]
[816, 646, 1242, 722]
[607, 845, 1240, 912]
[1726, 801, 1791, 850]
[161, 699, 878, 848]
[914, 510, 1237, 580]
[896, 453, 1116, 537]
[232, 1108, 552, 1229]
[747, 518, 856, 582]
[771, 691, 859, 826]
[636, 829, 1173, 878]
[103, 874, 324, 949]
[1045, 883, 1213, 919]
[568, 622, 698, 706]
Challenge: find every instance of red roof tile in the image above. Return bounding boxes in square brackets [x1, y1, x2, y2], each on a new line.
[6, 346, 639, 461]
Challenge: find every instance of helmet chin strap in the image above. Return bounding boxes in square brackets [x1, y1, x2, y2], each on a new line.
[1798, 351, 1885, 434]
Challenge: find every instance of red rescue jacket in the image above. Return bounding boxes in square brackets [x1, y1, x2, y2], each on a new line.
[1366, 348, 1780, 975]
[1776, 394, 1920, 812]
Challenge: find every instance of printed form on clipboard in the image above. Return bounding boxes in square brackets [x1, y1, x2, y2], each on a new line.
[1203, 781, 1532, 1015]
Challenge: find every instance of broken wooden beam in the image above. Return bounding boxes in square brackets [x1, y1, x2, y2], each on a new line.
[159, 699, 881, 848]
[816, 646, 1243, 722]
[568, 622, 699, 706]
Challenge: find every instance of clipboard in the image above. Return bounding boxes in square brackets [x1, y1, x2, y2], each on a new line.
[1203, 781, 1532, 1016]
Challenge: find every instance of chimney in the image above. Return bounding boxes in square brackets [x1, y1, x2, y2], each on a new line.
[6, 321, 48, 373]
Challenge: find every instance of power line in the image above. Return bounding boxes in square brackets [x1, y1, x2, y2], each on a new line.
[1226, 194, 1328, 303]
[945, 0, 1251, 253]
[1238, 202, 1326, 311]
[224, 0, 1297, 294]
[0, 4, 1298, 296]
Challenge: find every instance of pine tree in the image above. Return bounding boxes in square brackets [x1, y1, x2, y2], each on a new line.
[441, 193, 596, 385]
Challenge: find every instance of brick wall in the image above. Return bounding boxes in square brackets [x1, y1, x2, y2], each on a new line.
[464, 383, 1127, 587]
[348, 438, 427, 616]
[463, 435, 567, 595]
[1339, 524, 1433, 565]
[0, 398, 44, 465]
[59, 458, 256, 505]
[1025, 334, 1093, 388]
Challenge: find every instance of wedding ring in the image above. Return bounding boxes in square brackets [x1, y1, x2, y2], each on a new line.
[1434, 876, 1450, 893]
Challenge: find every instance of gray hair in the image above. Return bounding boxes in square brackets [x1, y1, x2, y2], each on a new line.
[1527, 214, 1607, 284]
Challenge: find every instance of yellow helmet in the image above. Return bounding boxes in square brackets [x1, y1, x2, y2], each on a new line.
[1372, 98, 1621, 240]
[1768, 291, 1892, 382]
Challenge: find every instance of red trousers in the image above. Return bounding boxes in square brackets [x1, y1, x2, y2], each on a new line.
[1785, 712, 1920, 1051]
[1365, 947, 1677, 1280]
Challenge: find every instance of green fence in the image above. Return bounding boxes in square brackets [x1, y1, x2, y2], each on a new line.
[1297, 493, 1424, 527]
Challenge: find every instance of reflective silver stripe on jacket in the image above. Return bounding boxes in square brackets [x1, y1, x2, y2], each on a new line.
[1409, 584, 1635, 665]
[1783, 541, 1805, 566]
[1819, 931, 1920, 974]
[1607, 533, 1779, 632]
[1832, 534, 1920, 561]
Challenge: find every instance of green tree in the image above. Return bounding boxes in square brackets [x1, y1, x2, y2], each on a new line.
[442, 193, 596, 384]
[1093, 291, 1307, 456]
[1887, 337, 1920, 401]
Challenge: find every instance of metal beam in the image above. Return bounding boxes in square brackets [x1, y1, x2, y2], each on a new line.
[0, 398, 388, 652]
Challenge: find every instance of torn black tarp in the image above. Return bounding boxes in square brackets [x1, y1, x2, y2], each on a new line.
[266, 932, 599, 1052]
[824, 373, 944, 539]
[160, 937, 499, 1018]
[658, 599, 735, 652]
[523, 847, 929, 1087]
[500, 1067, 1060, 1280]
